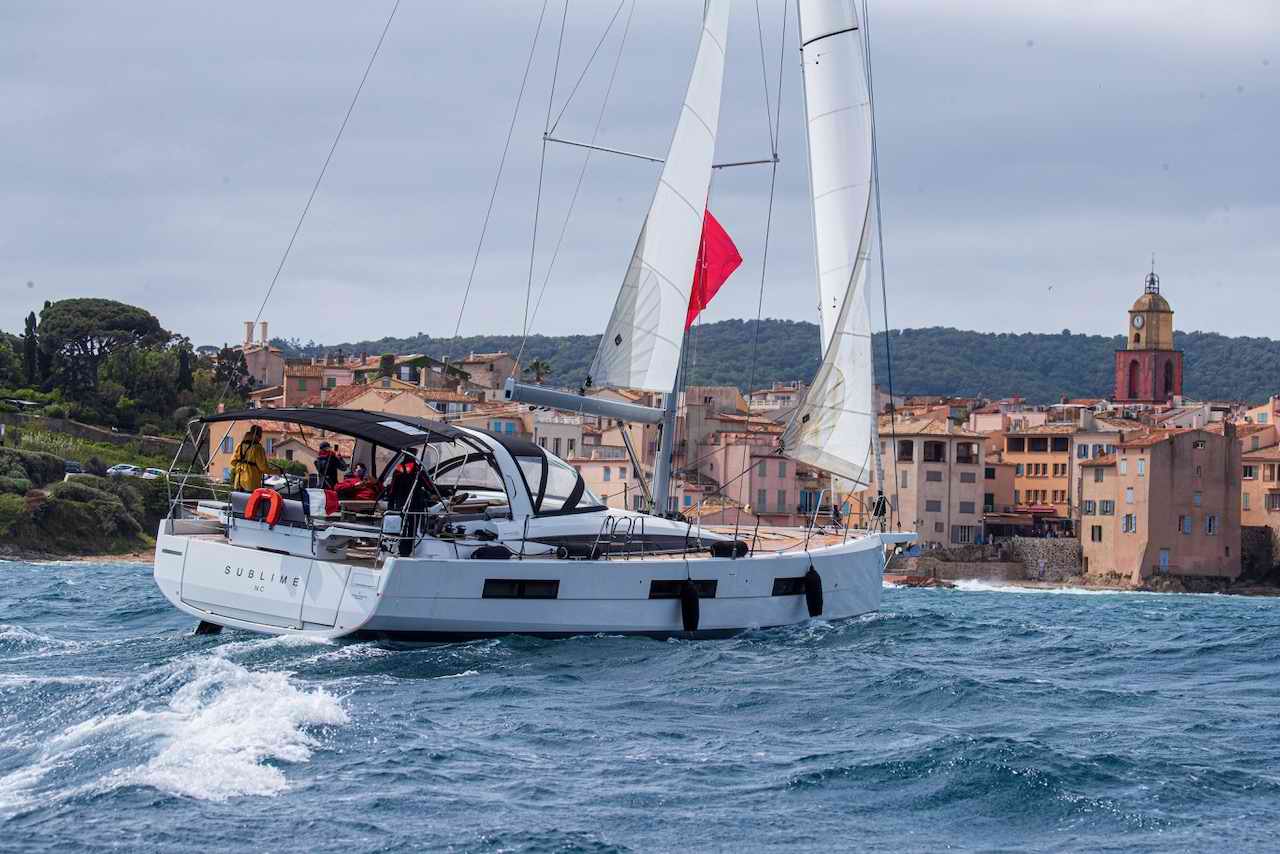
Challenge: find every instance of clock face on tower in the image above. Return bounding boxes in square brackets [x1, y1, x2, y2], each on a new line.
[1132, 315, 1145, 329]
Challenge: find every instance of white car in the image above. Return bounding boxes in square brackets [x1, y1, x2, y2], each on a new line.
[106, 464, 142, 478]
[142, 468, 167, 480]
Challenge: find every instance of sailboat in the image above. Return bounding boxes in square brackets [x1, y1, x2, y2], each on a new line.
[152, 0, 915, 640]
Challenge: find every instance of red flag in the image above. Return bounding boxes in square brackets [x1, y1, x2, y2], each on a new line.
[685, 209, 742, 329]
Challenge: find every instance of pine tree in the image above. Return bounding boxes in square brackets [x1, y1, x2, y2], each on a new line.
[21, 312, 37, 387]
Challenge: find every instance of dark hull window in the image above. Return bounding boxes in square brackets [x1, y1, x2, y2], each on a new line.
[772, 577, 807, 596]
[648, 579, 717, 599]
[482, 579, 560, 599]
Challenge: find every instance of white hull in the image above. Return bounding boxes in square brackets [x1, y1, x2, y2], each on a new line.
[153, 521, 897, 641]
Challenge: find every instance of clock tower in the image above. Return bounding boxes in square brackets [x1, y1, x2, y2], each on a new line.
[1113, 268, 1182, 404]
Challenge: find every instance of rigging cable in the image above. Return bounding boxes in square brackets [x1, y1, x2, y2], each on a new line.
[205, 0, 401, 460]
[861, 0, 900, 530]
[450, 0, 551, 352]
[521, 0, 635, 361]
[731, 0, 788, 543]
[518, 1, 570, 375]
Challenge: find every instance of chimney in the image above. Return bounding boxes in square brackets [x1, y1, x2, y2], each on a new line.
[320, 387, 328, 405]
[419, 367, 428, 388]
[259, 320, 269, 344]
[243, 321, 254, 346]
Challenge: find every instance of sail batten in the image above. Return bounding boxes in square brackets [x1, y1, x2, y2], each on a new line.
[589, 1, 731, 393]
[781, 0, 878, 486]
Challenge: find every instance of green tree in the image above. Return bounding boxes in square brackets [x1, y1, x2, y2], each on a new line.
[22, 312, 38, 387]
[37, 299, 168, 395]
[523, 358, 552, 384]
[378, 353, 396, 378]
[176, 344, 194, 391]
[213, 346, 252, 399]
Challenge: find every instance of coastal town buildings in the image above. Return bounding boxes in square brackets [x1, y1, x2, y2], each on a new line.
[855, 417, 987, 546]
[1080, 426, 1240, 583]
[235, 320, 285, 388]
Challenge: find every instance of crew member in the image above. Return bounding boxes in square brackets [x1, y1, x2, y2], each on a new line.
[230, 425, 275, 491]
[315, 441, 348, 488]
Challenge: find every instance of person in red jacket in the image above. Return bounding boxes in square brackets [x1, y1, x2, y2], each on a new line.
[335, 463, 381, 501]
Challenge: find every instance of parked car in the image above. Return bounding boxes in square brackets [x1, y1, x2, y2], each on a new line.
[106, 464, 142, 478]
[142, 468, 167, 480]
[63, 460, 83, 474]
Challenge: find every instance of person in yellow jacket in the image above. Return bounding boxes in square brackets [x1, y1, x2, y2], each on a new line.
[230, 425, 277, 491]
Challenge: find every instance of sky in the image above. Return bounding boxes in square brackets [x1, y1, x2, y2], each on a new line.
[2, 0, 1277, 348]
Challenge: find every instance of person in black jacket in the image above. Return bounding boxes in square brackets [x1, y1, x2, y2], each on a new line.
[314, 442, 348, 488]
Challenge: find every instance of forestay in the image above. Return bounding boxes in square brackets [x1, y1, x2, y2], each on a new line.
[781, 0, 877, 485]
[589, 0, 731, 392]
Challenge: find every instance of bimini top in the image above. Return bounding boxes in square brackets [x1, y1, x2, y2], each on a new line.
[199, 408, 462, 449]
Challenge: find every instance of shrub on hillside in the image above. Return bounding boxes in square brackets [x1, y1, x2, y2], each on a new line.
[0, 493, 29, 538]
[42, 480, 142, 539]
[0, 448, 65, 487]
[43, 404, 68, 419]
[0, 476, 32, 496]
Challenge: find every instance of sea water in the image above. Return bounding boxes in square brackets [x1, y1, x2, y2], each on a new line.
[1, 560, 1278, 852]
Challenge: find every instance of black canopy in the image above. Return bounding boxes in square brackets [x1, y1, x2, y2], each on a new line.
[199, 408, 462, 449]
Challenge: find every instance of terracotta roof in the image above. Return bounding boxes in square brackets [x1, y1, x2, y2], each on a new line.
[462, 352, 512, 364]
[1243, 445, 1280, 462]
[284, 364, 326, 378]
[1117, 428, 1189, 449]
[878, 416, 984, 438]
[1080, 454, 1117, 468]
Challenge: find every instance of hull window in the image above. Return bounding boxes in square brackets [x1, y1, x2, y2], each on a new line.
[771, 576, 807, 596]
[482, 579, 561, 599]
[648, 579, 717, 599]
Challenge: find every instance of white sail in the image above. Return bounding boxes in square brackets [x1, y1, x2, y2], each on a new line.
[589, 0, 731, 393]
[781, 0, 877, 485]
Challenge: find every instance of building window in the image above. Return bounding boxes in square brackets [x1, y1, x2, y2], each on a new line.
[1029, 438, 1049, 453]
[325, 376, 336, 388]
[1122, 513, 1137, 533]
[1100, 500, 1115, 516]
[1125, 487, 1134, 504]
[960, 472, 976, 484]
[757, 461, 766, 477]
[381, 378, 390, 388]
[568, 438, 576, 454]
[603, 467, 611, 482]
[959, 501, 975, 514]
[1244, 493, 1251, 511]
[284, 449, 294, 461]
[264, 437, 274, 456]
[539, 437, 547, 448]
[934, 522, 945, 533]
[926, 470, 943, 482]
[1266, 464, 1277, 482]
[553, 437, 562, 456]
[683, 495, 692, 507]
[1193, 491, 1202, 506]
[1091, 525, 1102, 543]
[1193, 439, 1207, 449]
[1092, 444, 1104, 457]
[506, 423, 516, 434]
[1077, 444, 1089, 459]
[1252, 436, 1261, 450]
[777, 489, 787, 512]
[619, 467, 627, 480]
[984, 492, 995, 512]
[1051, 437, 1069, 452]
[951, 525, 976, 545]
[222, 467, 231, 482]
[1007, 437, 1025, 452]
[897, 440, 914, 461]
[1260, 415, 1270, 426]
[1014, 489, 1021, 504]
[1268, 494, 1280, 512]
[1093, 468, 1104, 483]
[1083, 500, 1096, 515]
[1015, 463, 1024, 476]
[1244, 465, 1257, 480]
[899, 470, 910, 488]
[985, 467, 996, 480]
[1179, 515, 1191, 534]
[778, 461, 786, 478]
[1206, 515, 1218, 535]
[1136, 459, 1145, 477]
[757, 489, 767, 512]
[925, 499, 942, 512]
[1119, 459, 1128, 474]
[923, 441, 946, 463]
[221, 435, 234, 453]
[635, 495, 646, 511]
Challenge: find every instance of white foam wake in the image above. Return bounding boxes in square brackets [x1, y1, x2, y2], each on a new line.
[4, 655, 349, 806]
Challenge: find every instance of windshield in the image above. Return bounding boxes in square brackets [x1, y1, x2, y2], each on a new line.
[515, 450, 604, 514]
[427, 440, 506, 492]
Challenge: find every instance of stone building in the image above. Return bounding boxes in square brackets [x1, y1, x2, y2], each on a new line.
[1080, 426, 1240, 583]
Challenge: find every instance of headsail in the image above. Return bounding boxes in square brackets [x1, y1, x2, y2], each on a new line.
[589, 0, 731, 393]
[781, 0, 877, 485]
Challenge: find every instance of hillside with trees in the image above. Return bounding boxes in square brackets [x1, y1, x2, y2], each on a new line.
[276, 320, 1280, 405]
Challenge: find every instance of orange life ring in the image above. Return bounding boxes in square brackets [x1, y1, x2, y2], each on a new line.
[244, 487, 283, 528]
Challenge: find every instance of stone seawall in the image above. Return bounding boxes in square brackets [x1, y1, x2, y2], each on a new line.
[894, 558, 1025, 581]
[1008, 537, 1082, 582]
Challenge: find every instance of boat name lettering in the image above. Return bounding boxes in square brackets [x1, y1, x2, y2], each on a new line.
[224, 564, 300, 587]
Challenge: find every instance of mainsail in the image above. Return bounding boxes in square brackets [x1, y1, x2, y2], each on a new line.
[589, 0, 731, 393]
[781, 0, 877, 485]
